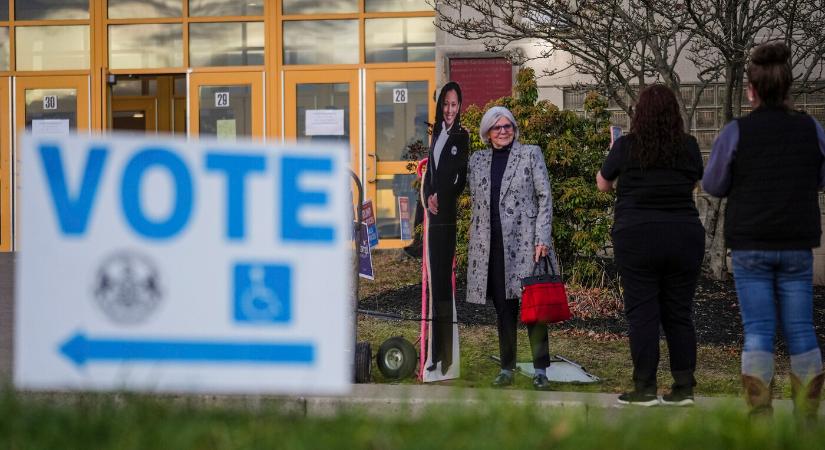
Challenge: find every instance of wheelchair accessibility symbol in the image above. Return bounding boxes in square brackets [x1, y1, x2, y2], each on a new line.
[233, 263, 291, 323]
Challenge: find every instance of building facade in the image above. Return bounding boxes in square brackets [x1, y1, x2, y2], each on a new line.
[0, 0, 441, 251]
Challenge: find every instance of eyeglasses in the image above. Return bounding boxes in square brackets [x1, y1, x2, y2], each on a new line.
[490, 123, 514, 134]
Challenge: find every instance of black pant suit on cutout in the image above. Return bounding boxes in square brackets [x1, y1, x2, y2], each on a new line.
[422, 124, 469, 375]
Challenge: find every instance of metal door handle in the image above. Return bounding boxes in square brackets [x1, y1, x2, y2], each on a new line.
[367, 152, 377, 184]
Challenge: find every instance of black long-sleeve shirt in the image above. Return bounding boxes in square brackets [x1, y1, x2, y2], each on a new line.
[490, 146, 511, 235]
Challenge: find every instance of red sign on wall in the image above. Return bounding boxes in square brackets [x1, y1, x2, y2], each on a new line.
[449, 58, 513, 111]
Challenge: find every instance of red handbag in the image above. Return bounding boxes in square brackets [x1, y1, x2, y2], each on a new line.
[520, 255, 571, 324]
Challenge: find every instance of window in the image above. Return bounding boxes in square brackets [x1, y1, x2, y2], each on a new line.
[108, 0, 182, 19]
[16, 26, 90, 71]
[0, 28, 8, 71]
[189, 22, 264, 67]
[365, 0, 429, 12]
[282, 0, 357, 14]
[190, 0, 263, 17]
[16, 0, 89, 20]
[283, 20, 358, 65]
[365, 18, 434, 63]
[109, 24, 183, 69]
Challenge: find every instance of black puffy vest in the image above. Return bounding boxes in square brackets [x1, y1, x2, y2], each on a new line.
[725, 107, 822, 250]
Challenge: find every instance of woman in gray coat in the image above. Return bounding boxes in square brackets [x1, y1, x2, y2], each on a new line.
[466, 106, 556, 390]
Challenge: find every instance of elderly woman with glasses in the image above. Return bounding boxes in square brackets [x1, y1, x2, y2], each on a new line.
[466, 106, 556, 390]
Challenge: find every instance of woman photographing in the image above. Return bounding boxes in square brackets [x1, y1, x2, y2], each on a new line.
[597, 85, 705, 407]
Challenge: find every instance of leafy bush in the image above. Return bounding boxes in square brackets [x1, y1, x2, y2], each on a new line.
[456, 68, 614, 285]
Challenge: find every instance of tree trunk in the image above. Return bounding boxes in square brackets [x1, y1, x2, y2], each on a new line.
[702, 61, 745, 280]
[702, 197, 728, 280]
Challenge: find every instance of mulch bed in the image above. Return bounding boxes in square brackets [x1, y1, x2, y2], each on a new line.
[359, 274, 825, 349]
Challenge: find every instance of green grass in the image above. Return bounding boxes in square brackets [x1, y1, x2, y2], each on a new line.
[0, 251, 809, 449]
[357, 251, 785, 397]
[2, 391, 824, 450]
[358, 316, 745, 396]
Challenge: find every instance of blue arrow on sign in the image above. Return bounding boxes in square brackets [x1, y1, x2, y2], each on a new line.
[59, 332, 315, 367]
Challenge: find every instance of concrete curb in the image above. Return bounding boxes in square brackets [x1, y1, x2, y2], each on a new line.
[285, 383, 796, 417]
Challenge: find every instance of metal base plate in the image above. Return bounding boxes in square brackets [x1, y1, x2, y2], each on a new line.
[491, 354, 601, 383]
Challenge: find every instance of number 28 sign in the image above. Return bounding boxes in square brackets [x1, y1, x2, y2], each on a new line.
[393, 88, 408, 104]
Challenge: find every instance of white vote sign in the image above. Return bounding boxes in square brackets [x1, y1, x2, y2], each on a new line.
[16, 133, 352, 395]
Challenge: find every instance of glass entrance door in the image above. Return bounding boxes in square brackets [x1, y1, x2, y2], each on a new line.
[112, 98, 157, 132]
[109, 75, 184, 135]
[189, 72, 264, 140]
[366, 68, 434, 248]
[16, 75, 90, 135]
[14, 75, 90, 251]
[283, 70, 360, 172]
[284, 70, 360, 224]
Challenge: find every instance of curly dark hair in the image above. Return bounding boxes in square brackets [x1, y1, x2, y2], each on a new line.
[629, 84, 686, 168]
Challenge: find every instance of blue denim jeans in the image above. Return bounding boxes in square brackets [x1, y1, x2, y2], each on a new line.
[731, 249, 819, 356]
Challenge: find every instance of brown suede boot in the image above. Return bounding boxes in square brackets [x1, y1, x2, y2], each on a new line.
[742, 374, 773, 418]
[790, 372, 825, 421]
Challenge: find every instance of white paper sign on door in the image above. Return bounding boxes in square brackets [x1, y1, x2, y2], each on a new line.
[305, 110, 344, 136]
[31, 119, 70, 136]
[217, 119, 236, 140]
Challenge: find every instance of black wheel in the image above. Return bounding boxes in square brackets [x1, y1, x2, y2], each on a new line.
[354, 341, 371, 383]
[376, 336, 417, 380]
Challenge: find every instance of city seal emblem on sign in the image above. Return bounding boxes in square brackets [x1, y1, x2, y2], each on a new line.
[93, 251, 163, 325]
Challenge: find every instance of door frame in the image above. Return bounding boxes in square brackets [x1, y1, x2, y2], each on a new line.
[0, 77, 9, 251]
[282, 69, 361, 173]
[188, 72, 265, 138]
[15, 75, 91, 134]
[365, 68, 435, 249]
[13, 75, 90, 251]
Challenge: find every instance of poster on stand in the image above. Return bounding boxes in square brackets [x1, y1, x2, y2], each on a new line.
[360, 200, 379, 248]
[399, 197, 411, 241]
[357, 223, 374, 280]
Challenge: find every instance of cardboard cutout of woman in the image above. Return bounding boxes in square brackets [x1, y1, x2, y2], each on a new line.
[421, 82, 469, 381]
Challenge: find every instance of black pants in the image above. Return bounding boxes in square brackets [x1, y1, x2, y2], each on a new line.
[613, 222, 704, 394]
[489, 222, 550, 371]
[427, 223, 456, 370]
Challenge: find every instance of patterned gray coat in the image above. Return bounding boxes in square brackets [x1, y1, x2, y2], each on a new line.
[466, 141, 556, 305]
